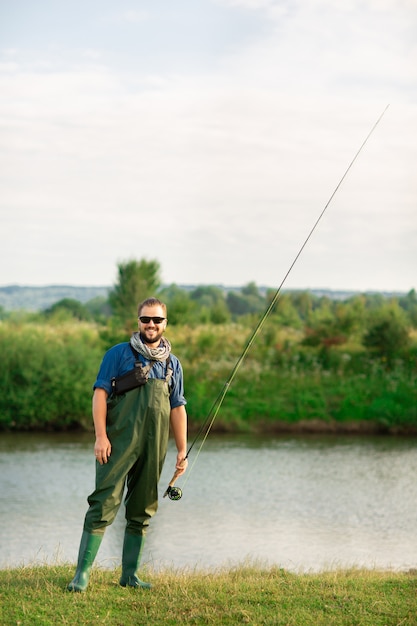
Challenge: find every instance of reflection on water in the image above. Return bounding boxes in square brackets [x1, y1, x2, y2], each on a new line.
[0, 431, 416, 572]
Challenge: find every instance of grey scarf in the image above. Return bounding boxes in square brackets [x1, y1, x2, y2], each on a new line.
[130, 332, 171, 362]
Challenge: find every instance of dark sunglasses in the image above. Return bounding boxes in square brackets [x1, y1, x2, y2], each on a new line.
[139, 316, 166, 324]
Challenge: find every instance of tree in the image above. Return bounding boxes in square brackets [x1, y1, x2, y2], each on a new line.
[84, 296, 112, 323]
[108, 259, 162, 327]
[302, 302, 347, 350]
[190, 285, 224, 308]
[399, 289, 417, 328]
[226, 283, 265, 316]
[266, 292, 301, 328]
[226, 291, 251, 316]
[363, 303, 410, 365]
[158, 284, 197, 325]
[241, 281, 261, 298]
[44, 298, 91, 321]
[189, 285, 231, 324]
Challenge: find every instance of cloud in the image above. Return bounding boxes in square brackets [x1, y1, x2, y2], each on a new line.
[0, 0, 415, 290]
[99, 9, 151, 25]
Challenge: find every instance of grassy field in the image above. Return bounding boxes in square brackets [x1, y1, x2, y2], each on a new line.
[1, 564, 416, 625]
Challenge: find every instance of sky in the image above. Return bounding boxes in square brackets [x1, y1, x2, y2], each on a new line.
[0, 0, 416, 293]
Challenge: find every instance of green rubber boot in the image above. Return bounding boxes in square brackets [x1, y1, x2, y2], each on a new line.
[67, 531, 103, 592]
[119, 532, 152, 589]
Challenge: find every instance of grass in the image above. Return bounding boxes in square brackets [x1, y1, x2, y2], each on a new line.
[1, 564, 416, 625]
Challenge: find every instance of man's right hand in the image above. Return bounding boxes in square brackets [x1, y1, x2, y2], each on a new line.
[94, 434, 112, 465]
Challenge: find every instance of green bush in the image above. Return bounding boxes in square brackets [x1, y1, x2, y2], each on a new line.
[0, 322, 102, 429]
[363, 303, 411, 366]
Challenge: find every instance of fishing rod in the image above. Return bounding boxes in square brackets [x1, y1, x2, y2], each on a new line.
[163, 104, 389, 501]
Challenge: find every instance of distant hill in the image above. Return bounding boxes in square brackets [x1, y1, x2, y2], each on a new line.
[0, 284, 406, 312]
[0, 285, 110, 311]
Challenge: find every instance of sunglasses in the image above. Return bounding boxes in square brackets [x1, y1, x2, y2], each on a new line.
[139, 316, 166, 324]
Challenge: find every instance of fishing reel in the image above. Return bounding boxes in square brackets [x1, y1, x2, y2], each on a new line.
[163, 464, 185, 501]
[163, 485, 183, 501]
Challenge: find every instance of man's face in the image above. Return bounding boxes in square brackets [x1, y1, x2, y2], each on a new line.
[138, 304, 167, 346]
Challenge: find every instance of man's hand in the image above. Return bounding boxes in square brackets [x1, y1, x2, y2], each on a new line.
[94, 434, 112, 465]
[175, 454, 188, 477]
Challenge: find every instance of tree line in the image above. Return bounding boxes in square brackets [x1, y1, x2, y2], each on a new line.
[2, 258, 416, 367]
[1, 259, 416, 432]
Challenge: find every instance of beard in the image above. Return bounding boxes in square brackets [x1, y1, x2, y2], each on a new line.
[140, 330, 164, 345]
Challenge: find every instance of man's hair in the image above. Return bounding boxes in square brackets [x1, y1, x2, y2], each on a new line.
[138, 297, 167, 318]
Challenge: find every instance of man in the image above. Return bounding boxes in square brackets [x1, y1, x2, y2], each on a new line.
[68, 297, 187, 592]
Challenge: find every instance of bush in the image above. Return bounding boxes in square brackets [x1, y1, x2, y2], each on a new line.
[0, 322, 103, 429]
[363, 304, 410, 366]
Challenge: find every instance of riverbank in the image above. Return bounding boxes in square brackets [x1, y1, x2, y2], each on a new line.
[1, 564, 416, 625]
[188, 417, 417, 437]
[3, 417, 417, 437]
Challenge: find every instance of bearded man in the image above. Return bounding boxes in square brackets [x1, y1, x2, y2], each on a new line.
[68, 297, 187, 592]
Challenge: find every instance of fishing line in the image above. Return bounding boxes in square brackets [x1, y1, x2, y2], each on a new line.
[164, 104, 389, 501]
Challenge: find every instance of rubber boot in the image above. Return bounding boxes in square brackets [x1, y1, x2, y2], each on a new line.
[67, 530, 103, 592]
[119, 532, 152, 589]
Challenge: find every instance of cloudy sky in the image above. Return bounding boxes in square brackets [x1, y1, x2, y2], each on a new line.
[1, 0, 416, 292]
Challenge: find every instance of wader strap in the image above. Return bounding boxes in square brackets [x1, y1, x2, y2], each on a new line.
[130, 344, 173, 386]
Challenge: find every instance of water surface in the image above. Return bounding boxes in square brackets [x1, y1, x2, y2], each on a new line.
[0, 431, 416, 573]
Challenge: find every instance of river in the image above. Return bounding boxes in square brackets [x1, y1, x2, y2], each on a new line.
[0, 431, 416, 573]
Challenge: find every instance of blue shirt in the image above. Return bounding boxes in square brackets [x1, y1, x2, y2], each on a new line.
[93, 342, 187, 409]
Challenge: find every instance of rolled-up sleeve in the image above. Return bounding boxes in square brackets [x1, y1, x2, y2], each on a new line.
[169, 355, 187, 409]
[93, 343, 134, 395]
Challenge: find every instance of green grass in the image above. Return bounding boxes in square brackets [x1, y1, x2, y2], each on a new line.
[1, 564, 416, 625]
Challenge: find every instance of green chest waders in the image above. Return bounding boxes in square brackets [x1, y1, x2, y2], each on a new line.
[84, 378, 171, 535]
